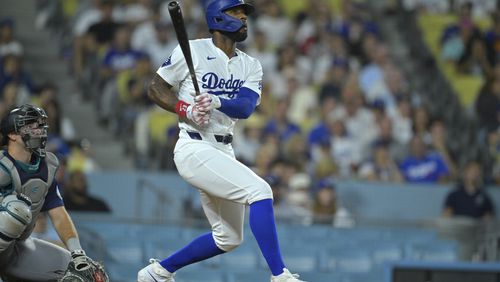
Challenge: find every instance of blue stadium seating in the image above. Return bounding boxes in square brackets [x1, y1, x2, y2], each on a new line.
[175, 269, 226, 282]
[404, 240, 459, 262]
[225, 270, 270, 282]
[74, 219, 463, 282]
[325, 247, 374, 273]
[219, 243, 260, 271]
[105, 262, 140, 282]
[105, 239, 145, 264]
[299, 271, 343, 282]
[279, 246, 320, 273]
[366, 241, 404, 266]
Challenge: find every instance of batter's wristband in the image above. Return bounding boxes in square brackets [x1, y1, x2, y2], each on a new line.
[175, 100, 190, 118]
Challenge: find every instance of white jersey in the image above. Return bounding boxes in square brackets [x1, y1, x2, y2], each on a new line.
[157, 38, 263, 135]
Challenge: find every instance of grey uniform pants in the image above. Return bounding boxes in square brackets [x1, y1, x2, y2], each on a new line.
[0, 237, 70, 281]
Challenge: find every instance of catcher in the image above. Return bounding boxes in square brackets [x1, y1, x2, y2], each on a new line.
[0, 104, 108, 281]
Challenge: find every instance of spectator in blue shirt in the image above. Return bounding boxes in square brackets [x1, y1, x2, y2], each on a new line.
[0, 54, 33, 94]
[262, 98, 300, 143]
[101, 25, 145, 79]
[443, 161, 495, 219]
[399, 135, 450, 183]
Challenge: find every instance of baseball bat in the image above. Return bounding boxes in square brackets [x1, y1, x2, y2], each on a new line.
[168, 1, 201, 95]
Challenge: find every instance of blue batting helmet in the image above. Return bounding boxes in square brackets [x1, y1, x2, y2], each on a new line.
[205, 0, 255, 33]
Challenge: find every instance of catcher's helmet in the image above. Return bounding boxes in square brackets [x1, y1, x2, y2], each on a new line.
[0, 104, 48, 157]
[205, 0, 254, 33]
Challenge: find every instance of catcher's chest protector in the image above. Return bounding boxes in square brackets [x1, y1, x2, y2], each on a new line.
[0, 150, 58, 240]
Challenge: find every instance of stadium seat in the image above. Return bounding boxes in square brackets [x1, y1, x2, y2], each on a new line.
[368, 242, 404, 266]
[79, 222, 144, 241]
[219, 243, 260, 271]
[143, 238, 190, 263]
[299, 271, 343, 282]
[105, 262, 141, 282]
[342, 271, 386, 282]
[277, 246, 320, 273]
[385, 228, 438, 244]
[226, 270, 270, 282]
[326, 248, 373, 273]
[175, 269, 226, 282]
[405, 240, 459, 262]
[105, 239, 145, 265]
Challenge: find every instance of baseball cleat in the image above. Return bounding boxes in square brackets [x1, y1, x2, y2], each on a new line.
[137, 259, 175, 282]
[270, 268, 305, 282]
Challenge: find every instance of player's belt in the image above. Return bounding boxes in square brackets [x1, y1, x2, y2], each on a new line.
[187, 131, 233, 144]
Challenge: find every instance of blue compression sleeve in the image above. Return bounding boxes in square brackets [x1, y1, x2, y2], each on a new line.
[218, 87, 259, 119]
[249, 199, 286, 276]
[160, 232, 225, 272]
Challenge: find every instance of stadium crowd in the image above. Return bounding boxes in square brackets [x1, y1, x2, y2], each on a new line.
[0, 0, 498, 224]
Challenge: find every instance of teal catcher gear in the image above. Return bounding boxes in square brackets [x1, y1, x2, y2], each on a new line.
[0, 104, 48, 157]
[205, 0, 254, 33]
[0, 194, 32, 252]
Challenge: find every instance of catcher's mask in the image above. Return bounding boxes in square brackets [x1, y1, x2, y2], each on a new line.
[0, 104, 48, 157]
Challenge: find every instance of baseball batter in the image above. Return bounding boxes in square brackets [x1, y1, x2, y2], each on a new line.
[137, 1, 304, 282]
[0, 104, 107, 281]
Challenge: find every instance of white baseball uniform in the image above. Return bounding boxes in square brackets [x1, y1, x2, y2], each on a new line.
[157, 38, 272, 251]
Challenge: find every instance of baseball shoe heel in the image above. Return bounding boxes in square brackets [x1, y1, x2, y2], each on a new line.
[137, 259, 175, 282]
[270, 268, 306, 282]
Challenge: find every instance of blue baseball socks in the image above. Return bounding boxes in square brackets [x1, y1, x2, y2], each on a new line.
[249, 198, 286, 276]
[159, 199, 285, 276]
[160, 232, 225, 272]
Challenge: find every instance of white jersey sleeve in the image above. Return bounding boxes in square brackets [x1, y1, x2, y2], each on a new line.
[242, 57, 263, 105]
[156, 44, 190, 88]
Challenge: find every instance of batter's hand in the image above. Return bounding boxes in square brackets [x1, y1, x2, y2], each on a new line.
[195, 93, 221, 111]
[187, 104, 210, 126]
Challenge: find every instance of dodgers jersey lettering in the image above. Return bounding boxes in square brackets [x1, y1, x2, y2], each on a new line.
[157, 38, 263, 135]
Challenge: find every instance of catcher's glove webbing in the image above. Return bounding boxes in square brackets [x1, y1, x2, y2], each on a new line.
[60, 250, 109, 282]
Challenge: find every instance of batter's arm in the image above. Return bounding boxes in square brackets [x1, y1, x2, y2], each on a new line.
[149, 73, 209, 125]
[47, 206, 81, 251]
[148, 73, 178, 114]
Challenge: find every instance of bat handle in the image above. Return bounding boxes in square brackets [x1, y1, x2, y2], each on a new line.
[168, 1, 179, 9]
[191, 73, 200, 95]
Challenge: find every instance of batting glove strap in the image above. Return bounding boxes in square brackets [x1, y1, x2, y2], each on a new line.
[175, 100, 190, 118]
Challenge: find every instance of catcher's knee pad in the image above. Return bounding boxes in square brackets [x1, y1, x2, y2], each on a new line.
[247, 179, 273, 204]
[0, 194, 32, 251]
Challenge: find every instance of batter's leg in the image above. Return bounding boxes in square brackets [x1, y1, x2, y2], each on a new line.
[159, 191, 245, 272]
[2, 237, 70, 281]
[173, 140, 273, 204]
[173, 141, 286, 275]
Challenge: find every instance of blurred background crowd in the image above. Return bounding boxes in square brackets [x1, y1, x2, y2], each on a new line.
[1, 0, 499, 224]
[3, 0, 500, 281]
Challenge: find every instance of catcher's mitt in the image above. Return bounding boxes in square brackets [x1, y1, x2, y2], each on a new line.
[60, 251, 109, 282]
